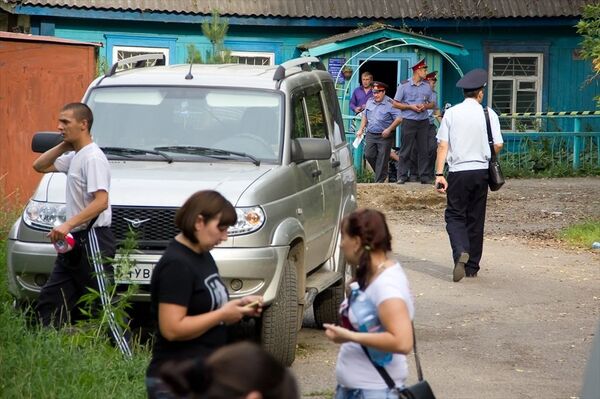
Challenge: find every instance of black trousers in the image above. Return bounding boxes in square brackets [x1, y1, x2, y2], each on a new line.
[36, 227, 132, 356]
[364, 132, 394, 183]
[397, 119, 432, 182]
[445, 169, 489, 274]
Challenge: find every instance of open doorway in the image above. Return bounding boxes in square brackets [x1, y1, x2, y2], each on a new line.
[358, 60, 398, 98]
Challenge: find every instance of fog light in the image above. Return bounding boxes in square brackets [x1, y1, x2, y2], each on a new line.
[34, 274, 48, 287]
[230, 279, 243, 291]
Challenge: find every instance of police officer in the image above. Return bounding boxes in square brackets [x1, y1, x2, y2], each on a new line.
[356, 81, 403, 183]
[393, 58, 435, 184]
[434, 69, 504, 282]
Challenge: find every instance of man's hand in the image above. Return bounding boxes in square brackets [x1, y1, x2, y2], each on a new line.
[382, 128, 392, 138]
[435, 176, 448, 193]
[47, 221, 74, 243]
[356, 128, 364, 138]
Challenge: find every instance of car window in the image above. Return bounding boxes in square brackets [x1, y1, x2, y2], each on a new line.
[292, 96, 309, 139]
[305, 92, 328, 140]
[322, 81, 346, 146]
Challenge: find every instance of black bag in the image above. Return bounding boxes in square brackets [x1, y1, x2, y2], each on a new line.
[483, 107, 505, 191]
[361, 322, 436, 399]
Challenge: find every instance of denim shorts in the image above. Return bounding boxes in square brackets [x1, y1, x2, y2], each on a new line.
[335, 384, 402, 399]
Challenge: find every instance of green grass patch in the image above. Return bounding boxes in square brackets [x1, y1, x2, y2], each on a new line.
[560, 220, 600, 248]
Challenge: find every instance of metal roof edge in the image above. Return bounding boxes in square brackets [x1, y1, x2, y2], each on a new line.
[0, 30, 101, 46]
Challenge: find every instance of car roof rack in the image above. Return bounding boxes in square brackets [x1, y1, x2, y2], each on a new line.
[273, 56, 326, 86]
[105, 53, 166, 77]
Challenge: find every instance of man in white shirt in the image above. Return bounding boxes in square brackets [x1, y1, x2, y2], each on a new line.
[33, 103, 130, 355]
[434, 69, 504, 282]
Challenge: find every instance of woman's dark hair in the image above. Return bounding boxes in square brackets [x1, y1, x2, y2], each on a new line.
[342, 208, 392, 288]
[160, 341, 300, 399]
[175, 190, 237, 244]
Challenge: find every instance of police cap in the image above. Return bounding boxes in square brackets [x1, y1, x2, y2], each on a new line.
[372, 81, 388, 91]
[425, 71, 438, 81]
[456, 68, 488, 90]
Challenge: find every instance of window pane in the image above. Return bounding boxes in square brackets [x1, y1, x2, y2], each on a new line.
[235, 56, 271, 66]
[492, 56, 538, 77]
[305, 93, 327, 139]
[292, 98, 308, 139]
[516, 91, 538, 130]
[491, 80, 513, 130]
[322, 81, 345, 145]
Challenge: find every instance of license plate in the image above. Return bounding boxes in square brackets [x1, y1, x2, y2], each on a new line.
[115, 263, 155, 284]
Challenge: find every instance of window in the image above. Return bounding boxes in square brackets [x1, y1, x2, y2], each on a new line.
[305, 92, 328, 139]
[231, 51, 274, 66]
[323, 81, 346, 146]
[292, 96, 308, 139]
[489, 53, 543, 131]
[112, 46, 169, 71]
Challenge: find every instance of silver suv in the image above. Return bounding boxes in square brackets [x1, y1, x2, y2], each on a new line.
[6, 55, 357, 365]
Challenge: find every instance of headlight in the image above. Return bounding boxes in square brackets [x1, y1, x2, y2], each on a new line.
[22, 200, 67, 231]
[228, 206, 265, 236]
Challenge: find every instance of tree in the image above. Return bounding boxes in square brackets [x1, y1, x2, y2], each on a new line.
[200, 10, 236, 64]
[576, 4, 600, 105]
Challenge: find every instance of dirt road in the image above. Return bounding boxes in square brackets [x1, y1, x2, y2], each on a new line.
[292, 178, 600, 399]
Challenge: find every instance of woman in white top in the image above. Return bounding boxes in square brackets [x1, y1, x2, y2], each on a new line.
[324, 208, 414, 399]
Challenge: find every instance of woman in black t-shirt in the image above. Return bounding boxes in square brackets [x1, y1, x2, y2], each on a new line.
[146, 190, 262, 399]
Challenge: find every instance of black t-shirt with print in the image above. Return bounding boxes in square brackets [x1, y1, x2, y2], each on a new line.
[146, 239, 229, 377]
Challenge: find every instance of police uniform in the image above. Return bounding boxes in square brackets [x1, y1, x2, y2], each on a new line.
[435, 69, 503, 281]
[359, 82, 403, 183]
[393, 58, 434, 184]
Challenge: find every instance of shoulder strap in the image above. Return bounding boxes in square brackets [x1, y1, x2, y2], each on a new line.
[361, 321, 425, 389]
[85, 215, 99, 232]
[483, 107, 497, 162]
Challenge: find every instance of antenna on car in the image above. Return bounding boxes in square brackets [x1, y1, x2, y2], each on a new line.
[185, 63, 194, 80]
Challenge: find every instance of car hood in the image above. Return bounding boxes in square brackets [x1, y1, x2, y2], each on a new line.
[39, 161, 273, 207]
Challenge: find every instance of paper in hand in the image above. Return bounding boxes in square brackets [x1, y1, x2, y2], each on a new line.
[352, 134, 363, 149]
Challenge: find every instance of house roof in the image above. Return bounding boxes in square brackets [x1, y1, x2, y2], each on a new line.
[0, 30, 100, 45]
[4, 0, 590, 19]
[300, 26, 468, 57]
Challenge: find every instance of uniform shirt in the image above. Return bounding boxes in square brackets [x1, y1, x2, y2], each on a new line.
[54, 142, 111, 230]
[436, 98, 504, 172]
[349, 87, 373, 114]
[393, 77, 433, 121]
[147, 239, 229, 377]
[364, 96, 402, 134]
[335, 263, 415, 389]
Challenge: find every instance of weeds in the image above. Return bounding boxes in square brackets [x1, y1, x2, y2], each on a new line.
[560, 220, 600, 249]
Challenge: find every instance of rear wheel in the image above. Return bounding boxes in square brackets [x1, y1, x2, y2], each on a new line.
[313, 278, 344, 328]
[260, 258, 299, 366]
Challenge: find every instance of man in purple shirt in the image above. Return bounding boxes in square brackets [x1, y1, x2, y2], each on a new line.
[393, 58, 435, 184]
[349, 71, 374, 114]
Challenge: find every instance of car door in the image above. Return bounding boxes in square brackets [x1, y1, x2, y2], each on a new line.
[304, 84, 344, 264]
[290, 91, 326, 271]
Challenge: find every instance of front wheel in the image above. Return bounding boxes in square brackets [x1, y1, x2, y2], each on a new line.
[260, 259, 299, 366]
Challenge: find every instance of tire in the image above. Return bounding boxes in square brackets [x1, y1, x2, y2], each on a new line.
[260, 259, 299, 366]
[313, 279, 344, 328]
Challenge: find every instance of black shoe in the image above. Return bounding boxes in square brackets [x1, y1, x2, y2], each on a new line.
[396, 178, 408, 184]
[453, 252, 469, 282]
[465, 272, 478, 278]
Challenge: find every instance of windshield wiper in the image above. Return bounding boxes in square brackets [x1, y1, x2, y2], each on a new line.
[154, 146, 260, 166]
[101, 147, 173, 163]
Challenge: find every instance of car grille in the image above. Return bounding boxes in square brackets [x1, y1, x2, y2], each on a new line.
[111, 206, 179, 250]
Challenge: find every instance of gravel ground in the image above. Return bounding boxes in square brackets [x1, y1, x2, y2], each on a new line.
[292, 177, 600, 399]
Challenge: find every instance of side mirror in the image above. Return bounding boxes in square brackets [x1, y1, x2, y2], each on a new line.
[32, 132, 63, 153]
[290, 138, 332, 163]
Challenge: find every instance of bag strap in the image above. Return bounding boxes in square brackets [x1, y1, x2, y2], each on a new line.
[483, 107, 497, 162]
[85, 215, 99, 233]
[360, 321, 425, 390]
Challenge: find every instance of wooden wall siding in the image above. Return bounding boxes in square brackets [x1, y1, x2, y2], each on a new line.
[0, 39, 96, 205]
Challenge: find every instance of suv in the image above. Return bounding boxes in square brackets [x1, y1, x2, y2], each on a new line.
[6, 55, 357, 365]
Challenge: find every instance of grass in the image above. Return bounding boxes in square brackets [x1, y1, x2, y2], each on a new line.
[0, 194, 150, 398]
[559, 220, 600, 249]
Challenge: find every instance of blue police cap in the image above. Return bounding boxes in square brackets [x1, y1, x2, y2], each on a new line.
[456, 68, 488, 90]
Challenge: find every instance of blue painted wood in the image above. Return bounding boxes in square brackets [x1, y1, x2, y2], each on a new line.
[104, 34, 177, 65]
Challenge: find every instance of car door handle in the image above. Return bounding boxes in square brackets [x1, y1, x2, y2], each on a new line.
[312, 169, 322, 178]
[331, 159, 341, 168]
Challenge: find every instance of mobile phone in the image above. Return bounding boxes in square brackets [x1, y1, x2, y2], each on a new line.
[243, 299, 261, 309]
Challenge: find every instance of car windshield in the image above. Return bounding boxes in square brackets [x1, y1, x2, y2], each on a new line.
[87, 86, 283, 163]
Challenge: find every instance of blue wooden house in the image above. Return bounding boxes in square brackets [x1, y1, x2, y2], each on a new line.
[1, 0, 598, 135]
